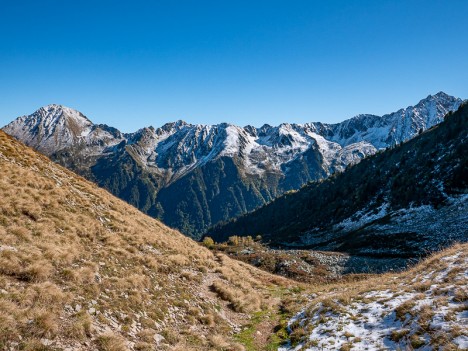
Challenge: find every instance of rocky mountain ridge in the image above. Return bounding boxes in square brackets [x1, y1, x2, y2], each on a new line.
[206, 101, 468, 258]
[3, 92, 463, 238]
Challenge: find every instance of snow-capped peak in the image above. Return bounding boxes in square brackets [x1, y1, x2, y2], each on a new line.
[2, 92, 463, 182]
[326, 93, 463, 148]
[3, 105, 123, 154]
[33, 104, 94, 132]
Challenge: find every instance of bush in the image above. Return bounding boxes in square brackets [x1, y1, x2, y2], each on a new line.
[96, 333, 127, 351]
[202, 237, 215, 249]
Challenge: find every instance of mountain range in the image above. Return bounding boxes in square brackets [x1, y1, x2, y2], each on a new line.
[206, 101, 468, 260]
[3, 92, 463, 238]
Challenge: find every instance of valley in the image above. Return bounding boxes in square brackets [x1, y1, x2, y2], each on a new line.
[204, 237, 408, 284]
[3, 92, 462, 239]
[207, 101, 468, 262]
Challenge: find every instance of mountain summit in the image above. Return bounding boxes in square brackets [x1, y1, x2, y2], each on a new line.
[5, 104, 124, 156]
[3, 93, 463, 238]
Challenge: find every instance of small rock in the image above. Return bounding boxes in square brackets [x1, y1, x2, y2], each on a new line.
[88, 308, 96, 315]
[41, 338, 52, 346]
[153, 333, 165, 344]
[75, 304, 82, 312]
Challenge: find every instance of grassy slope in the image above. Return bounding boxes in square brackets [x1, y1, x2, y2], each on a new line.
[0, 130, 301, 351]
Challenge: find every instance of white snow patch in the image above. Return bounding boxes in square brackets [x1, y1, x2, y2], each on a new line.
[333, 202, 389, 232]
[280, 252, 468, 351]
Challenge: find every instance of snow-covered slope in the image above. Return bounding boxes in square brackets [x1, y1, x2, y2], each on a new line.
[4, 104, 125, 155]
[280, 244, 468, 350]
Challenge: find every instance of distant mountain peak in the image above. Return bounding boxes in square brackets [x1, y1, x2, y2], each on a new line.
[37, 103, 92, 121]
[3, 104, 116, 154]
[432, 91, 451, 98]
[327, 93, 463, 148]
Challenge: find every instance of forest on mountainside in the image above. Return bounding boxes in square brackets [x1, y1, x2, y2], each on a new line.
[206, 103, 468, 245]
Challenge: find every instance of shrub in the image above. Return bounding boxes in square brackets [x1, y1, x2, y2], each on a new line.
[390, 329, 409, 342]
[161, 329, 179, 345]
[410, 334, 426, 349]
[210, 280, 261, 313]
[209, 334, 230, 350]
[202, 237, 215, 249]
[395, 300, 415, 320]
[96, 333, 127, 351]
[28, 309, 59, 338]
[228, 236, 240, 246]
[19, 262, 53, 282]
[289, 327, 307, 346]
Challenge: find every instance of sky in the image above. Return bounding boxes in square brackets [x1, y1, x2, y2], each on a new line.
[1, 0, 467, 132]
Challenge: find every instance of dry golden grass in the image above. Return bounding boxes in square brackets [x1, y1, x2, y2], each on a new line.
[96, 332, 127, 351]
[0, 130, 295, 350]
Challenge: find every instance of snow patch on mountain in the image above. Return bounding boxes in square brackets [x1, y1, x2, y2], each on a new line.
[3, 104, 124, 155]
[295, 194, 468, 256]
[334, 202, 390, 232]
[327, 92, 463, 148]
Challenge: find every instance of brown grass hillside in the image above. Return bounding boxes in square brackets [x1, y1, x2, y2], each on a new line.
[0, 130, 300, 351]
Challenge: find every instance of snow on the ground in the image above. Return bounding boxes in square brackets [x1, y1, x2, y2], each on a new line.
[333, 202, 390, 233]
[280, 251, 468, 351]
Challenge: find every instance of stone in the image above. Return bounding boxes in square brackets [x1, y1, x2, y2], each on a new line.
[153, 333, 165, 344]
[40, 338, 52, 346]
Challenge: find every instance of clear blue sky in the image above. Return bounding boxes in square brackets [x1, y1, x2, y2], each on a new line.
[1, 0, 467, 132]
